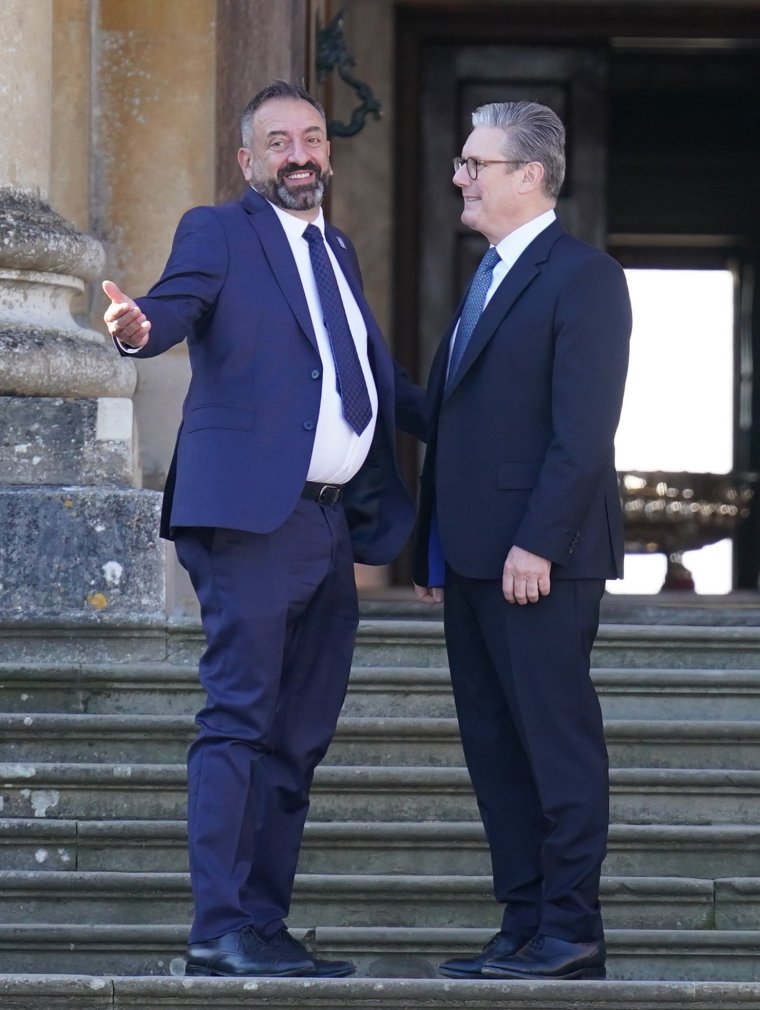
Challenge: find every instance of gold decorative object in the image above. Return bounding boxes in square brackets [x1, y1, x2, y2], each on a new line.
[620, 470, 754, 591]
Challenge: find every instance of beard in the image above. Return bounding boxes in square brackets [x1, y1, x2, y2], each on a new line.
[253, 161, 330, 211]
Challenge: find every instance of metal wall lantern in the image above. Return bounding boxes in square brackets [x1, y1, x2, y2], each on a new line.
[316, 8, 382, 137]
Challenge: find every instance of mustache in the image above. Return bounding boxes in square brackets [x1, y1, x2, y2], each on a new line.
[278, 161, 323, 182]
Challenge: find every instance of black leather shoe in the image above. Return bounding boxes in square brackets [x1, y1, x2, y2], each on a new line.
[482, 933, 606, 980]
[185, 926, 314, 977]
[274, 927, 356, 978]
[438, 931, 533, 978]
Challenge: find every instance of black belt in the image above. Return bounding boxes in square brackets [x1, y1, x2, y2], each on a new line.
[302, 481, 344, 506]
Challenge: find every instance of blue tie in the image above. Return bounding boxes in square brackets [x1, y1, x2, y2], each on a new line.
[303, 224, 373, 435]
[447, 246, 501, 384]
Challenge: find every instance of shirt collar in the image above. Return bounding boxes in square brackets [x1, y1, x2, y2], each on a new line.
[267, 200, 326, 242]
[493, 208, 556, 266]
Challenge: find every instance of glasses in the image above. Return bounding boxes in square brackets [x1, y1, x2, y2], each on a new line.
[452, 156, 525, 180]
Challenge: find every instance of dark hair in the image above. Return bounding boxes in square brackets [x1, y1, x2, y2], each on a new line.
[240, 81, 326, 147]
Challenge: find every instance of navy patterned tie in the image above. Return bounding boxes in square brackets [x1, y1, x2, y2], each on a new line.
[447, 246, 502, 385]
[303, 224, 373, 435]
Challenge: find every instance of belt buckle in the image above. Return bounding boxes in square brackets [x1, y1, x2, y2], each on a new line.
[317, 484, 341, 506]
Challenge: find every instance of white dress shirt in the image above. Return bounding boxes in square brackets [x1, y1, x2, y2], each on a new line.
[121, 202, 379, 486]
[448, 209, 556, 370]
[270, 203, 378, 485]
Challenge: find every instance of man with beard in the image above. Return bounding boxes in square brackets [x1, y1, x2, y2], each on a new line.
[102, 81, 424, 978]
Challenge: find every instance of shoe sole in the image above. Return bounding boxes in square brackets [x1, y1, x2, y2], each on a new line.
[483, 965, 607, 981]
[184, 964, 310, 977]
[438, 966, 485, 979]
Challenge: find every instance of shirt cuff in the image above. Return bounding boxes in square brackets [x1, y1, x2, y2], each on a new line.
[116, 338, 141, 355]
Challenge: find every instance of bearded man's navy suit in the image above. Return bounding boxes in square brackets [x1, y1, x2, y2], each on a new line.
[123, 186, 423, 945]
[415, 219, 631, 946]
[133, 186, 420, 556]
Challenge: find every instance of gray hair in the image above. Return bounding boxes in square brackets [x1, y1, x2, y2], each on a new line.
[471, 101, 566, 200]
[240, 81, 326, 149]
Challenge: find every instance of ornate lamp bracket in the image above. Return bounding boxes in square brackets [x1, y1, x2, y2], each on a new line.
[316, 8, 382, 137]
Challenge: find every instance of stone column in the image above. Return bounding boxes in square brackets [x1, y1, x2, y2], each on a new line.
[0, 0, 164, 620]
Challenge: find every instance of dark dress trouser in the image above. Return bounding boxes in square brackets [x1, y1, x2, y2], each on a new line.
[443, 568, 608, 943]
[174, 497, 358, 943]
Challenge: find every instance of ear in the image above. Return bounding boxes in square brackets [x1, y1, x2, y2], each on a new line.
[237, 147, 253, 182]
[519, 161, 545, 193]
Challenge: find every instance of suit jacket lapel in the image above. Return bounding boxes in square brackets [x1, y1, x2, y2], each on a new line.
[240, 189, 319, 350]
[325, 228, 378, 338]
[240, 192, 392, 412]
[325, 227, 394, 402]
[443, 220, 563, 399]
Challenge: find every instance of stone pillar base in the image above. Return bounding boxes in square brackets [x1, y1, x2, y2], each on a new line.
[1, 396, 137, 485]
[0, 487, 165, 620]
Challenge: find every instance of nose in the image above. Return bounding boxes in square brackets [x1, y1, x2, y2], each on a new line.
[290, 138, 311, 164]
[453, 165, 469, 188]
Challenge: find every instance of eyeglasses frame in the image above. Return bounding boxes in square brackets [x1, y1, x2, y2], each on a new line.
[452, 156, 527, 180]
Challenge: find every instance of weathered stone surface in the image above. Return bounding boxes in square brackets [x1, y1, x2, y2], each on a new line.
[0, 328, 135, 399]
[0, 973, 112, 1009]
[0, 267, 86, 330]
[3, 973, 760, 1008]
[109, 975, 760, 1009]
[0, 618, 169, 663]
[0, 189, 103, 279]
[0, 486, 165, 619]
[0, 396, 137, 485]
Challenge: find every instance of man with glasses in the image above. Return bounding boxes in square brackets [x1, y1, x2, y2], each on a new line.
[414, 101, 631, 981]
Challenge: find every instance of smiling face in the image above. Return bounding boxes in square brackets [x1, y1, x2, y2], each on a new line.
[454, 125, 548, 244]
[237, 97, 332, 220]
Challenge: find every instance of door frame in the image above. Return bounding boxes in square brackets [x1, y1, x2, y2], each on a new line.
[392, 1, 760, 587]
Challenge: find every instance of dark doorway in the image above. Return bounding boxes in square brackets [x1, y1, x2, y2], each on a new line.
[393, 3, 760, 589]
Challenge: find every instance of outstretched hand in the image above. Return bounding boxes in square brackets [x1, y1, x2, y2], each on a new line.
[102, 279, 151, 349]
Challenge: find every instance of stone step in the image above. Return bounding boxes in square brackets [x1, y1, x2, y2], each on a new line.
[345, 667, 760, 722]
[597, 593, 760, 628]
[0, 977, 751, 1010]
[354, 621, 760, 671]
[593, 668, 760, 722]
[3, 713, 760, 769]
[0, 617, 174, 665]
[1, 927, 760, 984]
[2, 763, 760, 823]
[6, 616, 760, 671]
[0, 762, 189, 821]
[5, 660, 760, 721]
[0, 662, 202, 716]
[7, 657, 760, 727]
[0, 869, 755, 931]
[4, 818, 759, 878]
[604, 721, 760, 770]
[0, 818, 188, 872]
[368, 592, 760, 629]
[608, 768, 760, 826]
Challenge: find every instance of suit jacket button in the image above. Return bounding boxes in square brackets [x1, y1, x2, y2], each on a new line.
[303, 420, 315, 431]
[311, 369, 321, 379]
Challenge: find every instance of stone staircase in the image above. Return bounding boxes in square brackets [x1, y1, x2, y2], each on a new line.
[1, 599, 760, 1008]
